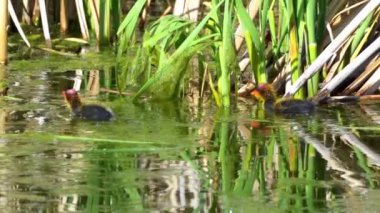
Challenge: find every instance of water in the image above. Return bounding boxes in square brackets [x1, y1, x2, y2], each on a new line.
[0, 65, 380, 212]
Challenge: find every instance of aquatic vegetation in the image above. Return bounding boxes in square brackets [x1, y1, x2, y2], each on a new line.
[114, 0, 380, 107]
[0, 58, 378, 212]
[1, 2, 380, 211]
[0, 1, 378, 106]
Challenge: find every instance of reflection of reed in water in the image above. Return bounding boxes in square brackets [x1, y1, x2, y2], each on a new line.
[234, 104, 379, 211]
[292, 121, 367, 189]
[137, 155, 217, 212]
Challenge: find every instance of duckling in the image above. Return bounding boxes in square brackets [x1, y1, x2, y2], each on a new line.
[62, 89, 113, 121]
[251, 83, 315, 115]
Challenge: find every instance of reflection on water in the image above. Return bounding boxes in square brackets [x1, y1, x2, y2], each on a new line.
[0, 69, 379, 211]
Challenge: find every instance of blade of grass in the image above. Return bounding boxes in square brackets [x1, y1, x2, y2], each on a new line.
[117, 0, 147, 57]
[235, 0, 266, 83]
[55, 135, 170, 145]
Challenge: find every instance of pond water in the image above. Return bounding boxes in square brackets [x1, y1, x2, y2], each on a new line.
[0, 60, 380, 212]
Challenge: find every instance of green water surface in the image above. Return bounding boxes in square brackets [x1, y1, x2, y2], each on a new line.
[0, 58, 379, 212]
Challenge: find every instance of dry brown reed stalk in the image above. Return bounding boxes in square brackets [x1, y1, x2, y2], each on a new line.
[161, 0, 173, 17]
[22, 0, 32, 25]
[39, 0, 52, 48]
[32, 0, 40, 24]
[173, 0, 201, 21]
[75, 0, 90, 41]
[322, 37, 354, 84]
[356, 67, 380, 95]
[285, 0, 380, 97]
[0, 0, 7, 64]
[88, 0, 100, 42]
[9, 0, 31, 47]
[60, 0, 68, 36]
[140, 0, 151, 29]
[343, 55, 380, 94]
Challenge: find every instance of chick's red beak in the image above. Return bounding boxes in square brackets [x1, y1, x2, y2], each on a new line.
[62, 90, 68, 100]
[251, 89, 263, 101]
[62, 89, 78, 100]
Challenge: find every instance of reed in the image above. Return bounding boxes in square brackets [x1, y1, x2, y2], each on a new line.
[39, 0, 51, 48]
[60, 0, 68, 36]
[218, 0, 236, 107]
[306, 0, 318, 97]
[0, 0, 7, 64]
[2, 0, 378, 104]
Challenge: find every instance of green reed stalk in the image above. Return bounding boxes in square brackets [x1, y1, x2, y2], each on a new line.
[353, 147, 375, 188]
[266, 136, 276, 170]
[296, 0, 305, 35]
[260, 0, 270, 36]
[111, 0, 121, 35]
[306, 0, 318, 97]
[276, 0, 290, 56]
[258, 158, 266, 194]
[218, 108, 235, 193]
[288, 0, 304, 99]
[351, 12, 379, 60]
[295, 143, 304, 210]
[316, 0, 326, 80]
[350, 13, 373, 57]
[218, 0, 235, 107]
[233, 140, 254, 195]
[85, 192, 100, 212]
[124, 188, 144, 211]
[278, 143, 291, 209]
[210, 0, 221, 24]
[268, 5, 277, 53]
[316, 0, 326, 44]
[86, 0, 99, 41]
[305, 145, 316, 211]
[104, 66, 111, 89]
[289, 26, 304, 99]
[99, 1, 111, 45]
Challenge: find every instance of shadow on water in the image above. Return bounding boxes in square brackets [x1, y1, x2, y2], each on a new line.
[0, 67, 380, 211]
